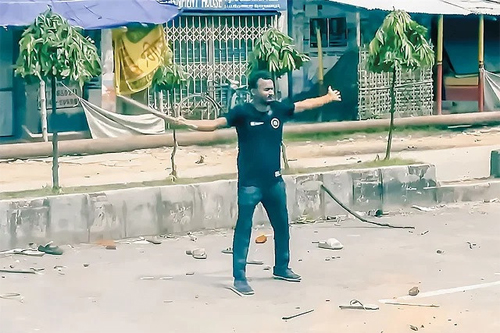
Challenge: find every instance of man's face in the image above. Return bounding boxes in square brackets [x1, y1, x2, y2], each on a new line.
[252, 78, 275, 106]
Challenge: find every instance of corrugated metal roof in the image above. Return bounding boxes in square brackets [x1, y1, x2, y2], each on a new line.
[328, 0, 500, 15]
[449, 0, 500, 15]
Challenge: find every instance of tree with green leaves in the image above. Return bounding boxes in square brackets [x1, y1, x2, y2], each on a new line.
[248, 27, 310, 84]
[248, 27, 310, 169]
[368, 10, 435, 160]
[152, 44, 188, 114]
[15, 10, 101, 190]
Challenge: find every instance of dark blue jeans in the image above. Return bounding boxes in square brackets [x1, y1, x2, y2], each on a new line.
[233, 180, 290, 281]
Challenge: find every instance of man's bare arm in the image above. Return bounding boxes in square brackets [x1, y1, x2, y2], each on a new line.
[294, 87, 341, 113]
[175, 117, 228, 132]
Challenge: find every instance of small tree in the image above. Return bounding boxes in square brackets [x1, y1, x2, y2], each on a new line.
[248, 27, 310, 169]
[248, 27, 310, 83]
[15, 10, 101, 190]
[368, 10, 434, 160]
[152, 46, 188, 180]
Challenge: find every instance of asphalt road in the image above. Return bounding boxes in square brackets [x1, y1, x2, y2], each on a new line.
[1, 202, 499, 333]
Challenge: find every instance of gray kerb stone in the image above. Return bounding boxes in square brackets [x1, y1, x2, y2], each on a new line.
[0, 164, 438, 250]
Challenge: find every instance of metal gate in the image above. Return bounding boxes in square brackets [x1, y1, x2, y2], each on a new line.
[163, 14, 278, 117]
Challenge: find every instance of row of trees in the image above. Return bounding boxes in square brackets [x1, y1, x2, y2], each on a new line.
[14, 10, 434, 190]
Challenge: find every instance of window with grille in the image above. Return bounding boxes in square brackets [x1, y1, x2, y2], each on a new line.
[309, 17, 347, 48]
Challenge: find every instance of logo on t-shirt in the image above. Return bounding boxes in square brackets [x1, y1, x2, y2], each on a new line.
[270, 118, 280, 129]
[250, 121, 264, 126]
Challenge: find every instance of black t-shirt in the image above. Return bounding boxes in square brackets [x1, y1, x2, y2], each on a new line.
[223, 101, 295, 187]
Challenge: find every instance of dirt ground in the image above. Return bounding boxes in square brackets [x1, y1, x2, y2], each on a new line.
[1, 127, 500, 192]
[1, 202, 499, 333]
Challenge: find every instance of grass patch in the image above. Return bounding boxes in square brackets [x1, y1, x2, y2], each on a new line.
[1, 157, 419, 200]
[283, 125, 447, 143]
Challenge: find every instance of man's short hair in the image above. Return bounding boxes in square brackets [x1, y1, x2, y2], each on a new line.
[248, 70, 273, 90]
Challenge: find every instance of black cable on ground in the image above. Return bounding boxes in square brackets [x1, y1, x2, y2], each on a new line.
[319, 184, 415, 229]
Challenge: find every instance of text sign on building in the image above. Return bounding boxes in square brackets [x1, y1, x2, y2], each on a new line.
[163, 0, 287, 11]
[38, 83, 82, 110]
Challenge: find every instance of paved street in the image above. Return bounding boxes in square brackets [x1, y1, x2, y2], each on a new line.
[1, 202, 500, 333]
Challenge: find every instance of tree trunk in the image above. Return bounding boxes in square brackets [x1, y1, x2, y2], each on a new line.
[39, 80, 48, 142]
[158, 90, 164, 113]
[281, 142, 290, 170]
[170, 94, 178, 180]
[170, 128, 178, 180]
[51, 76, 60, 189]
[384, 69, 397, 161]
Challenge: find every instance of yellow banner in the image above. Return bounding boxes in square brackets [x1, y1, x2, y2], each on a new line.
[113, 25, 166, 95]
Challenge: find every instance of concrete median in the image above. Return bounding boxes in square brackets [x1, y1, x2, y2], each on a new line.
[0, 164, 439, 250]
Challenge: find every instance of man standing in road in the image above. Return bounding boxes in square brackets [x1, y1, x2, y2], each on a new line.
[175, 70, 341, 295]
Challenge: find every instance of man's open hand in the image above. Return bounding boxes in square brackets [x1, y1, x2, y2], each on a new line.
[173, 116, 198, 130]
[326, 87, 341, 102]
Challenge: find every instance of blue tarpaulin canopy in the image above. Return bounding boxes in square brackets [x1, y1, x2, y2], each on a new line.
[0, 0, 181, 29]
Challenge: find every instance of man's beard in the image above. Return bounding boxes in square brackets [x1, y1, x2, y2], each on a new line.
[265, 97, 275, 105]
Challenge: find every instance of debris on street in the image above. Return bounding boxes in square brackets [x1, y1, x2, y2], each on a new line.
[467, 241, 477, 249]
[0, 293, 23, 302]
[324, 215, 347, 223]
[54, 265, 66, 275]
[409, 286, 420, 296]
[0, 268, 41, 274]
[0, 247, 45, 257]
[186, 248, 207, 259]
[221, 247, 232, 254]
[139, 275, 173, 281]
[195, 155, 205, 164]
[282, 309, 314, 321]
[412, 205, 434, 212]
[383, 301, 439, 308]
[188, 232, 198, 242]
[255, 234, 267, 244]
[339, 299, 379, 310]
[318, 238, 343, 250]
[37, 242, 64, 255]
[367, 209, 386, 217]
[96, 240, 117, 250]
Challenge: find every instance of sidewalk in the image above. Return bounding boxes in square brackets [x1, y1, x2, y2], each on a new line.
[1, 129, 499, 193]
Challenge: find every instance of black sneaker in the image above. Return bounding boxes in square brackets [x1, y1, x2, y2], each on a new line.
[273, 268, 301, 282]
[234, 279, 254, 295]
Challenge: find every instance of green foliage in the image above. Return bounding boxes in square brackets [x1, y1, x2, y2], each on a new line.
[152, 61, 188, 92]
[152, 43, 189, 92]
[368, 10, 435, 73]
[248, 27, 309, 79]
[15, 10, 101, 86]
[367, 10, 436, 161]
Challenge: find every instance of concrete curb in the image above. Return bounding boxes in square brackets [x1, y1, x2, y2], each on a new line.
[0, 164, 437, 250]
[437, 179, 500, 203]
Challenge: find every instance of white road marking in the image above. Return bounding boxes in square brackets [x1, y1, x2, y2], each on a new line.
[379, 280, 500, 303]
